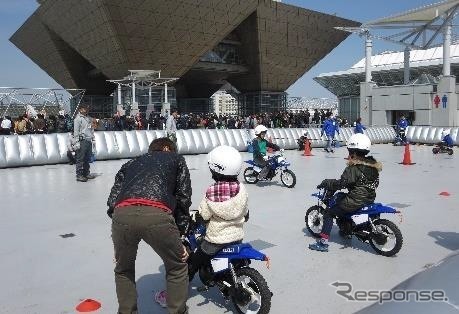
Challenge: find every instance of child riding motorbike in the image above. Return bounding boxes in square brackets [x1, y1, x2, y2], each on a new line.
[252, 125, 281, 180]
[188, 145, 249, 280]
[309, 133, 382, 252]
[441, 130, 454, 148]
[396, 115, 409, 143]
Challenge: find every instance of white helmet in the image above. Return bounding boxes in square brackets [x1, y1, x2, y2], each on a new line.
[347, 133, 371, 154]
[254, 125, 268, 135]
[442, 130, 449, 137]
[208, 145, 242, 176]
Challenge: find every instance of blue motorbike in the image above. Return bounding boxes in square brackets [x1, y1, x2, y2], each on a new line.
[184, 211, 272, 314]
[305, 190, 403, 257]
[243, 151, 296, 188]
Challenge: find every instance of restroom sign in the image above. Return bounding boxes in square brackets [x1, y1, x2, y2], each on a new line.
[433, 94, 447, 108]
[442, 95, 447, 108]
[434, 94, 440, 108]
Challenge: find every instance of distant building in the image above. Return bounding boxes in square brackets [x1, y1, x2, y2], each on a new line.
[12, 0, 357, 116]
[211, 91, 238, 116]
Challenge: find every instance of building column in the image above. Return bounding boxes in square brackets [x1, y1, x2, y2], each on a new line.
[365, 33, 372, 83]
[117, 84, 122, 105]
[131, 82, 136, 104]
[130, 81, 139, 116]
[161, 83, 170, 116]
[443, 21, 452, 76]
[148, 86, 152, 105]
[404, 46, 410, 84]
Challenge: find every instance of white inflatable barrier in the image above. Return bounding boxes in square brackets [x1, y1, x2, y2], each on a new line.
[406, 126, 459, 145]
[0, 127, 396, 168]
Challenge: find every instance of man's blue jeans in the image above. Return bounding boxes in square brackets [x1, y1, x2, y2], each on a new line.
[326, 135, 334, 151]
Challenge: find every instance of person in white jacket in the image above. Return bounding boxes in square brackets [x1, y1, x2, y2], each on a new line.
[188, 145, 248, 281]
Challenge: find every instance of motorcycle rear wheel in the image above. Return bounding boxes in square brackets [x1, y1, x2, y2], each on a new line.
[432, 147, 439, 154]
[232, 267, 272, 314]
[280, 170, 296, 188]
[369, 219, 403, 257]
[243, 167, 259, 184]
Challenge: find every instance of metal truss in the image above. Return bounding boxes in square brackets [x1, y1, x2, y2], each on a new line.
[287, 97, 338, 110]
[0, 87, 85, 118]
[336, 2, 459, 49]
[108, 70, 178, 89]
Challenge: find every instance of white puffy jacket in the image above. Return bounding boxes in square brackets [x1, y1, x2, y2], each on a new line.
[198, 183, 248, 244]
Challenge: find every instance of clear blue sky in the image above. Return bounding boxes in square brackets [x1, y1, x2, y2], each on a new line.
[0, 0, 438, 98]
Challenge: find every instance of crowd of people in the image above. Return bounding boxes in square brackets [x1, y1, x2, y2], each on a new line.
[0, 113, 74, 135]
[0, 109, 351, 135]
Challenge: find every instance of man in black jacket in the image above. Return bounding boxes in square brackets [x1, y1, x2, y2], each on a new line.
[107, 137, 192, 314]
[309, 134, 382, 252]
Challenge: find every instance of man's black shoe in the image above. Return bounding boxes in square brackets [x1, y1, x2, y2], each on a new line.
[76, 176, 88, 182]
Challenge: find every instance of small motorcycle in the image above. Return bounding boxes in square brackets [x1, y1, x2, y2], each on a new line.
[184, 211, 272, 314]
[432, 143, 453, 155]
[243, 151, 296, 188]
[305, 190, 403, 257]
[393, 129, 408, 146]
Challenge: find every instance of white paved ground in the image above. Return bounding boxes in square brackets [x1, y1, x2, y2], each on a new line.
[0, 144, 458, 314]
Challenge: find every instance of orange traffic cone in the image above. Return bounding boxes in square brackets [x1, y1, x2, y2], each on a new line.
[76, 299, 101, 312]
[268, 136, 273, 153]
[303, 138, 313, 156]
[400, 143, 415, 165]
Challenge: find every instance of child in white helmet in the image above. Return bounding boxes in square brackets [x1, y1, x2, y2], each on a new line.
[188, 145, 249, 280]
[309, 133, 382, 252]
[252, 125, 281, 179]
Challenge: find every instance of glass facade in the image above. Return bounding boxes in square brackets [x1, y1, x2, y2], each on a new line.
[338, 96, 360, 123]
[71, 95, 114, 118]
[177, 98, 213, 114]
[238, 92, 287, 116]
[200, 43, 244, 65]
[134, 87, 177, 114]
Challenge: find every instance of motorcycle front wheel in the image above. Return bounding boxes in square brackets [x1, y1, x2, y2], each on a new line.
[369, 219, 403, 257]
[280, 169, 296, 188]
[243, 167, 259, 184]
[232, 267, 272, 314]
[448, 148, 454, 155]
[305, 205, 323, 237]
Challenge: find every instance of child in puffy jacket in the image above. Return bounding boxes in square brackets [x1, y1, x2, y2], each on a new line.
[188, 145, 249, 281]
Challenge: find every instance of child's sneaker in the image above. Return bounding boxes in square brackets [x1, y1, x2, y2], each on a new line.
[154, 290, 167, 308]
[308, 241, 329, 252]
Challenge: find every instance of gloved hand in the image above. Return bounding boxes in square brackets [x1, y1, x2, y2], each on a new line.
[317, 179, 330, 189]
[107, 207, 114, 219]
[177, 221, 189, 237]
[263, 155, 269, 161]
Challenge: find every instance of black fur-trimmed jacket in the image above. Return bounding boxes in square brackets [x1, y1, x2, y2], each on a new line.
[107, 151, 192, 233]
[319, 156, 382, 212]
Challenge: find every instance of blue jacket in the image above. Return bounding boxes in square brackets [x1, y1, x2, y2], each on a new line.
[397, 118, 408, 130]
[443, 134, 454, 147]
[355, 122, 366, 134]
[322, 118, 340, 137]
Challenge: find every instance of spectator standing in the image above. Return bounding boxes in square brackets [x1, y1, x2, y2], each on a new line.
[34, 114, 46, 134]
[354, 117, 366, 134]
[166, 109, 178, 142]
[74, 104, 96, 182]
[0, 116, 12, 135]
